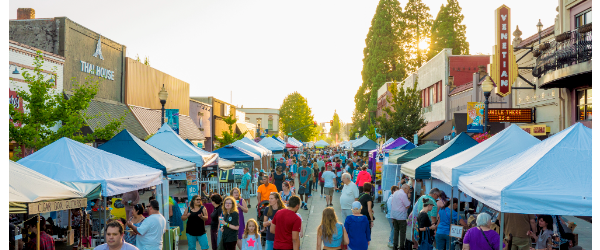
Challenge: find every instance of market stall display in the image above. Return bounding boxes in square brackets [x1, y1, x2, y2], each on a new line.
[258, 137, 285, 153]
[147, 124, 222, 168]
[396, 142, 440, 164]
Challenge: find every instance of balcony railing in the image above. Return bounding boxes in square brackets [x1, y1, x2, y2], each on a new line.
[532, 28, 592, 78]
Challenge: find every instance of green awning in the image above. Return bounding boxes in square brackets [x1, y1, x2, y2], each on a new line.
[388, 149, 409, 164]
[396, 142, 440, 164]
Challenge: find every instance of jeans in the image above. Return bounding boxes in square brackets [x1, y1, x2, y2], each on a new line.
[435, 233, 453, 250]
[392, 219, 407, 249]
[336, 177, 342, 189]
[187, 233, 209, 250]
[320, 182, 324, 195]
[265, 240, 274, 250]
[210, 228, 218, 250]
[387, 218, 395, 243]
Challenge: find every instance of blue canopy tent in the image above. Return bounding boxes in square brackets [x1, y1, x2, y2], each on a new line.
[18, 138, 163, 196]
[401, 133, 478, 180]
[99, 129, 197, 175]
[232, 139, 268, 171]
[213, 145, 259, 162]
[147, 124, 233, 169]
[258, 137, 285, 153]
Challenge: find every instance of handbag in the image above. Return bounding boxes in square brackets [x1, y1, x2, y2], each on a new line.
[479, 227, 496, 250]
[418, 228, 433, 250]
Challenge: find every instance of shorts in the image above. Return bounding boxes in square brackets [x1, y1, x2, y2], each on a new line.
[241, 189, 250, 200]
[324, 187, 334, 196]
[298, 185, 311, 196]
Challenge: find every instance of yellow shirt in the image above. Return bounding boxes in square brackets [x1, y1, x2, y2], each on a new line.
[257, 183, 278, 202]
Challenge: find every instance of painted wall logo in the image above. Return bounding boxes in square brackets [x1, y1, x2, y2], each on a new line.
[489, 5, 518, 97]
[9, 88, 23, 127]
[80, 61, 115, 80]
[93, 35, 104, 60]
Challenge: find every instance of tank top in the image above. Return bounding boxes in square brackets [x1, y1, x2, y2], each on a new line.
[186, 206, 206, 236]
[281, 190, 292, 202]
[323, 223, 344, 248]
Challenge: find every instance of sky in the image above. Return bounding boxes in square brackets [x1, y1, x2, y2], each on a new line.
[8, 0, 559, 123]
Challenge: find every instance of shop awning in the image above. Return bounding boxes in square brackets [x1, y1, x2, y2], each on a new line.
[129, 105, 205, 141]
[418, 120, 445, 137]
[422, 120, 454, 143]
[401, 133, 478, 179]
[432, 124, 540, 186]
[18, 138, 163, 196]
[99, 129, 197, 175]
[458, 123, 591, 215]
[67, 95, 148, 139]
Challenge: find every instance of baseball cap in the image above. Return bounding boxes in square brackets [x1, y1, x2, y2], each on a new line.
[351, 201, 362, 210]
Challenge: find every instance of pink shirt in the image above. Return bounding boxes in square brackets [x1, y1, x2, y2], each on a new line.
[391, 190, 410, 220]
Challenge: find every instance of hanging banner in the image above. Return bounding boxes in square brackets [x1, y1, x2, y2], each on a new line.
[165, 109, 180, 134]
[489, 5, 519, 97]
[467, 102, 485, 133]
[186, 171, 199, 199]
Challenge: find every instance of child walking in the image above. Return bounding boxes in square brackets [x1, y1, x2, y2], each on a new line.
[241, 219, 262, 250]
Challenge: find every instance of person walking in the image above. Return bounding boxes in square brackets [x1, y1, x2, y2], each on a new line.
[435, 198, 466, 250]
[319, 167, 326, 198]
[416, 198, 436, 249]
[271, 166, 286, 192]
[339, 173, 359, 222]
[344, 201, 371, 250]
[322, 165, 337, 207]
[317, 157, 325, 170]
[94, 220, 139, 250]
[391, 184, 411, 250]
[230, 188, 249, 249]
[280, 182, 293, 206]
[241, 167, 252, 209]
[257, 176, 278, 205]
[355, 166, 372, 193]
[463, 213, 504, 250]
[386, 186, 399, 248]
[124, 204, 145, 246]
[312, 162, 320, 191]
[271, 196, 302, 250]
[241, 219, 262, 250]
[335, 162, 343, 192]
[316, 207, 349, 250]
[209, 194, 223, 250]
[297, 162, 311, 210]
[127, 200, 167, 250]
[263, 193, 285, 250]
[181, 195, 209, 250]
[276, 158, 287, 173]
[358, 182, 374, 235]
[219, 197, 240, 250]
[415, 188, 441, 225]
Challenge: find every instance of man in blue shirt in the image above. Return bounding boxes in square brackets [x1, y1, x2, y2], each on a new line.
[240, 167, 252, 208]
[297, 162, 312, 210]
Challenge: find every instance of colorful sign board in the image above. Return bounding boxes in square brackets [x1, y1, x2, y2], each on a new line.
[9, 88, 23, 127]
[29, 198, 87, 214]
[489, 5, 518, 97]
[186, 171, 199, 199]
[488, 108, 534, 123]
[520, 125, 550, 136]
[467, 102, 485, 133]
[165, 109, 180, 134]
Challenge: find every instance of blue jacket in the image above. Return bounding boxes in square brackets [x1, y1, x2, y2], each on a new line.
[344, 214, 370, 250]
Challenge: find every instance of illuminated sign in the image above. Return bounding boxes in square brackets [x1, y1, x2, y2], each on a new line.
[487, 108, 534, 123]
[489, 5, 518, 97]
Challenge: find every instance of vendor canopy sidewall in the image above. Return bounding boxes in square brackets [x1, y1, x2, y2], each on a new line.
[17, 138, 163, 196]
[458, 123, 592, 215]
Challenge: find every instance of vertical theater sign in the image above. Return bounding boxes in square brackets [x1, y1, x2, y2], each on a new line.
[489, 5, 519, 97]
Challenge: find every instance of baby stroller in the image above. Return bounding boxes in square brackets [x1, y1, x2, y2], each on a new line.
[256, 200, 270, 246]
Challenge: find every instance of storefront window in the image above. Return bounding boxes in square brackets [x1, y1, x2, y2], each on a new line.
[257, 118, 262, 128]
[268, 119, 273, 130]
[577, 89, 592, 121]
[576, 9, 592, 28]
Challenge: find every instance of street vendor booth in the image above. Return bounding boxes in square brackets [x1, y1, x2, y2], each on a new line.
[10, 160, 89, 250]
[458, 123, 591, 249]
[232, 138, 272, 171]
[213, 145, 260, 190]
[352, 137, 378, 154]
[18, 137, 165, 247]
[396, 142, 440, 164]
[258, 137, 285, 153]
[147, 124, 222, 168]
[314, 140, 330, 148]
[288, 137, 303, 148]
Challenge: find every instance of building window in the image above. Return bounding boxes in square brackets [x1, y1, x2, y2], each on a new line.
[257, 118, 262, 128]
[577, 88, 592, 121]
[268, 119, 273, 130]
[576, 9, 592, 28]
[245, 117, 250, 122]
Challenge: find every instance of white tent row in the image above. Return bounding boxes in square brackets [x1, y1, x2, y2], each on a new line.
[288, 137, 303, 147]
[315, 140, 330, 147]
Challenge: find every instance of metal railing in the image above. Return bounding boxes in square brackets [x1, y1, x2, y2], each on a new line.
[532, 30, 592, 78]
[199, 177, 259, 196]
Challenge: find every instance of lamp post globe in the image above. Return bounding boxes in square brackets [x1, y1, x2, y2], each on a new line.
[158, 84, 168, 125]
[482, 76, 494, 133]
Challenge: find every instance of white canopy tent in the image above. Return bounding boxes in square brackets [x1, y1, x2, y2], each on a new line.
[315, 140, 330, 147]
[9, 160, 84, 203]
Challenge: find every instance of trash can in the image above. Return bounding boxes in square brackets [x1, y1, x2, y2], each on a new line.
[163, 226, 180, 250]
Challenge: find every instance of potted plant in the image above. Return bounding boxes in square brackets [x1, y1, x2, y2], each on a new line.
[556, 31, 571, 42]
[578, 23, 592, 33]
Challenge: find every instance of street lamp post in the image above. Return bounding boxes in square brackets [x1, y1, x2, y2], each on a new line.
[158, 84, 168, 125]
[482, 76, 494, 133]
[536, 19, 543, 45]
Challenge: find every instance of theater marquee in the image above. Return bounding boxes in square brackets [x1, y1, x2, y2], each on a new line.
[489, 5, 518, 97]
[487, 108, 534, 123]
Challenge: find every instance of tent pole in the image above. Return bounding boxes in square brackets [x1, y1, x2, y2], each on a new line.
[37, 213, 40, 250]
[103, 196, 107, 242]
[449, 186, 453, 250]
[499, 212, 504, 250]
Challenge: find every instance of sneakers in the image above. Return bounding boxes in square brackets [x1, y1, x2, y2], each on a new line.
[387, 242, 393, 248]
[320, 194, 323, 198]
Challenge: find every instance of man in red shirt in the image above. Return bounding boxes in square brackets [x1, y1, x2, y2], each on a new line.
[25, 216, 55, 250]
[270, 195, 302, 250]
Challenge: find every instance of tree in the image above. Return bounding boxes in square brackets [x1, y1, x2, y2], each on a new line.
[364, 123, 378, 142]
[279, 92, 316, 142]
[404, 0, 433, 72]
[376, 80, 427, 140]
[9, 51, 125, 153]
[214, 112, 247, 149]
[427, 0, 469, 60]
[330, 110, 341, 142]
[354, 0, 407, 134]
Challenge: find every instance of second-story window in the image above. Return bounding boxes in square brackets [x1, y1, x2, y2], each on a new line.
[577, 88, 592, 121]
[268, 119, 273, 130]
[576, 9, 592, 28]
